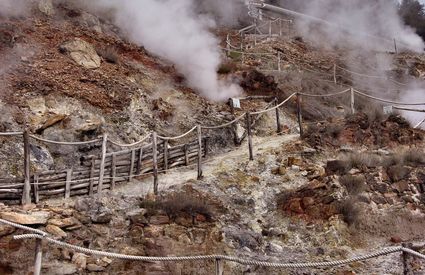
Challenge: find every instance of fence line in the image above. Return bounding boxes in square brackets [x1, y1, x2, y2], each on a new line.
[0, 218, 423, 274]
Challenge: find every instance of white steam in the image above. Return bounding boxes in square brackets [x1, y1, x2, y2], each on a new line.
[80, 0, 243, 101]
[0, 0, 30, 17]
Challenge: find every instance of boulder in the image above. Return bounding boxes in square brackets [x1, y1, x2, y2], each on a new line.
[127, 208, 148, 225]
[48, 217, 81, 229]
[38, 0, 55, 16]
[91, 211, 113, 224]
[1, 211, 50, 225]
[72, 253, 87, 270]
[46, 224, 67, 238]
[59, 38, 101, 69]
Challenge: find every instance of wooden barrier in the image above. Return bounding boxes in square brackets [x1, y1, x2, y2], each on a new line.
[22, 130, 31, 205]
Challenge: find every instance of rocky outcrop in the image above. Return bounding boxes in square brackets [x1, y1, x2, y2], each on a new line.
[59, 38, 101, 69]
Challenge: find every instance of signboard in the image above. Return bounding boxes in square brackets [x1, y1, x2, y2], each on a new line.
[383, 105, 393, 115]
[231, 98, 241, 109]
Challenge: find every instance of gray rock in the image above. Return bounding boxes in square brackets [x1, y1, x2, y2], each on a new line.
[38, 0, 55, 16]
[87, 264, 105, 272]
[59, 38, 101, 69]
[267, 242, 284, 253]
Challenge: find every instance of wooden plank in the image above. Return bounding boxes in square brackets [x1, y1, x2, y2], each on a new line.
[33, 174, 39, 204]
[246, 113, 254, 161]
[152, 132, 158, 195]
[97, 134, 108, 193]
[136, 148, 143, 175]
[163, 140, 169, 172]
[65, 169, 72, 199]
[89, 157, 95, 196]
[34, 239, 43, 275]
[197, 126, 203, 180]
[129, 149, 135, 182]
[111, 154, 116, 191]
[22, 130, 31, 205]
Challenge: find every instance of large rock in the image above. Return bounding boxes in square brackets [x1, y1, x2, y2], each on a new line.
[59, 38, 101, 69]
[38, 0, 55, 16]
[1, 211, 50, 225]
[46, 224, 67, 238]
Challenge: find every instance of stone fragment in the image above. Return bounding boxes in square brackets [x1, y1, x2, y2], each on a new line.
[46, 224, 67, 238]
[1, 211, 50, 225]
[59, 38, 101, 69]
[87, 264, 105, 272]
[149, 215, 170, 225]
[72, 253, 87, 269]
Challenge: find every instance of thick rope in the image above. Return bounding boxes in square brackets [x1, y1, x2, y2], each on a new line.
[354, 90, 425, 106]
[29, 135, 101, 145]
[392, 106, 425, 113]
[157, 126, 197, 141]
[201, 113, 246, 130]
[337, 65, 408, 86]
[9, 232, 425, 268]
[299, 88, 351, 98]
[108, 134, 151, 148]
[415, 117, 425, 129]
[250, 93, 296, 115]
[0, 218, 47, 236]
[0, 132, 23, 136]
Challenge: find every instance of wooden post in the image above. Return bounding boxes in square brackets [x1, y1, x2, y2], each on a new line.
[33, 173, 39, 204]
[275, 98, 282, 133]
[34, 239, 42, 275]
[163, 140, 169, 172]
[296, 94, 304, 137]
[65, 169, 72, 199]
[89, 157, 95, 196]
[279, 19, 282, 36]
[350, 87, 355, 114]
[278, 52, 281, 71]
[129, 149, 135, 182]
[333, 64, 337, 84]
[226, 34, 230, 57]
[402, 243, 410, 275]
[97, 134, 108, 193]
[152, 132, 158, 195]
[197, 125, 203, 180]
[22, 130, 31, 205]
[184, 144, 189, 166]
[269, 20, 272, 38]
[111, 154, 116, 191]
[215, 258, 224, 275]
[246, 113, 254, 161]
[136, 148, 143, 176]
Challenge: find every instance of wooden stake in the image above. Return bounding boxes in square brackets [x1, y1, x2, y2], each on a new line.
[296, 94, 304, 137]
[184, 144, 189, 166]
[33, 173, 39, 204]
[97, 134, 108, 193]
[89, 157, 95, 196]
[278, 52, 281, 71]
[246, 113, 254, 161]
[215, 258, 224, 275]
[152, 132, 158, 195]
[333, 64, 337, 84]
[65, 169, 72, 199]
[275, 98, 282, 133]
[129, 149, 135, 182]
[34, 239, 42, 275]
[22, 130, 31, 205]
[269, 20, 272, 38]
[279, 18, 282, 36]
[197, 125, 203, 180]
[163, 140, 169, 172]
[350, 87, 355, 114]
[111, 154, 116, 191]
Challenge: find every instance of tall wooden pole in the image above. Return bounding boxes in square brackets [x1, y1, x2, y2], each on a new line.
[350, 87, 355, 114]
[275, 98, 282, 133]
[97, 134, 107, 194]
[215, 258, 224, 275]
[296, 94, 304, 137]
[22, 130, 31, 205]
[152, 132, 158, 195]
[197, 125, 203, 180]
[33, 239, 42, 275]
[246, 113, 254, 161]
[333, 64, 337, 84]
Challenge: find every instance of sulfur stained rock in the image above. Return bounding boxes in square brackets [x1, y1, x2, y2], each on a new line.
[59, 38, 101, 69]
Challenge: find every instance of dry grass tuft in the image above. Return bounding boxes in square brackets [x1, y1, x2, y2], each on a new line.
[97, 45, 120, 64]
[340, 175, 366, 195]
[339, 198, 360, 226]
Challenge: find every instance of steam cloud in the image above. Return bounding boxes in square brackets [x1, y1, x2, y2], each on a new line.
[0, 0, 30, 17]
[80, 0, 244, 101]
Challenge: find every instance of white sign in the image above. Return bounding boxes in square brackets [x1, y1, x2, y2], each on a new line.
[231, 98, 241, 109]
[383, 105, 393, 115]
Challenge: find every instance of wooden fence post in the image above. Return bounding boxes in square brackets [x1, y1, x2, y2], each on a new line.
[277, 52, 281, 71]
[333, 64, 337, 84]
[97, 134, 108, 194]
[197, 125, 203, 180]
[136, 148, 143, 176]
[184, 144, 189, 166]
[279, 19, 282, 36]
[152, 132, 158, 195]
[65, 169, 72, 199]
[226, 34, 230, 58]
[22, 130, 31, 205]
[269, 20, 272, 38]
[350, 87, 355, 114]
[89, 156, 95, 196]
[33, 173, 39, 204]
[215, 258, 224, 275]
[34, 238, 43, 275]
[111, 154, 116, 191]
[246, 113, 254, 161]
[275, 98, 282, 133]
[129, 149, 135, 182]
[402, 243, 412, 275]
[296, 94, 304, 137]
[163, 140, 169, 172]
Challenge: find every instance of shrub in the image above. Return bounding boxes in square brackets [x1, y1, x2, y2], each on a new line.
[139, 198, 162, 217]
[339, 198, 360, 226]
[217, 62, 237, 74]
[161, 193, 212, 222]
[340, 175, 366, 195]
[387, 165, 411, 182]
[343, 152, 381, 170]
[97, 46, 120, 64]
[403, 149, 425, 166]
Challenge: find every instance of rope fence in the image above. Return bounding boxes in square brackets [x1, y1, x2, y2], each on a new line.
[0, 218, 423, 275]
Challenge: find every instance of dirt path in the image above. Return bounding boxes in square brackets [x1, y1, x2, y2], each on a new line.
[117, 133, 299, 196]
